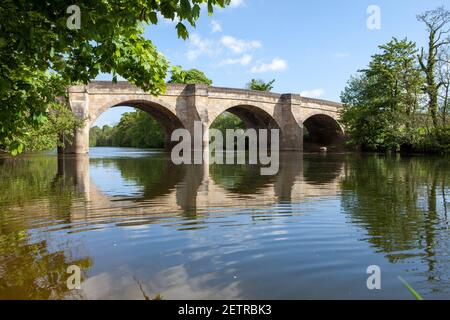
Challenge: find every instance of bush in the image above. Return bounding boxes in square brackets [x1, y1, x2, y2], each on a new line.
[414, 126, 450, 153]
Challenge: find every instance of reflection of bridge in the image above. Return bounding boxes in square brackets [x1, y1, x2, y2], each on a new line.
[60, 154, 344, 221]
[64, 82, 344, 153]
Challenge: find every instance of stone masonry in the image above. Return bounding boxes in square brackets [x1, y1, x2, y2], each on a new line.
[64, 81, 344, 153]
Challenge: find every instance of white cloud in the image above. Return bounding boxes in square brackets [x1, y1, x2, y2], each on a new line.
[221, 36, 261, 54]
[220, 54, 253, 66]
[187, 33, 220, 61]
[229, 0, 245, 8]
[251, 58, 288, 73]
[300, 88, 326, 98]
[211, 20, 222, 33]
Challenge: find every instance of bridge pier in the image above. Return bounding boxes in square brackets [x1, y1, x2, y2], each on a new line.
[60, 85, 90, 154]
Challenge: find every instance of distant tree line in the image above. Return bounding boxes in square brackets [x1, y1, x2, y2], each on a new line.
[90, 111, 165, 148]
[341, 7, 450, 153]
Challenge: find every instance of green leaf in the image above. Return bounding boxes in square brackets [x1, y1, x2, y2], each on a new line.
[176, 22, 189, 40]
[148, 12, 158, 24]
[398, 277, 424, 300]
[9, 141, 24, 156]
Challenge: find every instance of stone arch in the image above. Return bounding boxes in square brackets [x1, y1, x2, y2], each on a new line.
[208, 104, 283, 152]
[89, 97, 185, 150]
[208, 104, 281, 130]
[302, 113, 344, 149]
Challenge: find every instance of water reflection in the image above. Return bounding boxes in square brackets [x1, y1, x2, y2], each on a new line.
[340, 155, 450, 295]
[0, 150, 448, 299]
[0, 156, 92, 299]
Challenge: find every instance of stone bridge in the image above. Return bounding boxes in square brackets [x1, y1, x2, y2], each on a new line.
[65, 81, 344, 153]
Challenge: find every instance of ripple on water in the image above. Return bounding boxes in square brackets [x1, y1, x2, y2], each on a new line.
[0, 150, 449, 299]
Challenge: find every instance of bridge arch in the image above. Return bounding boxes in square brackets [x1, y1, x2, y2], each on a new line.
[209, 104, 281, 130]
[90, 98, 185, 150]
[302, 113, 344, 150]
[208, 104, 283, 151]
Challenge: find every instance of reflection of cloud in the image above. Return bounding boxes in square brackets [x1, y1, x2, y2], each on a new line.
[79, 265, 242, 300]
[151, 265, 242, 300]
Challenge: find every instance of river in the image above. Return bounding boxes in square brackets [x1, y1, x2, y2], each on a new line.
[0, 148, 448, 299]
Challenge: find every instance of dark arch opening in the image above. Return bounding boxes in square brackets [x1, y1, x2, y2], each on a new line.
[303, 114, 343, 151]
[225, 105, 279, 130]
[210, 105, 281, 150]
[91, 101, 185, 151]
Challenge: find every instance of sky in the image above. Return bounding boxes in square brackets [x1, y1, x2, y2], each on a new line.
[94, 0, 448, 127]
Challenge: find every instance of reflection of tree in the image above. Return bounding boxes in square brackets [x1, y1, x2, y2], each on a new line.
[0, 230, 92, 299]
[210, 164, 275, 196]
[303, 154, 344, 184]
[0, 156, 59, 206]
[0, 156, 93, 299]
[0, 156, 84, 222]
[92, 156, 185, 201]
[340, 155, 449, 292]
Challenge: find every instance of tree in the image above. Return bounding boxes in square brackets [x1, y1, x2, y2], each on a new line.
[0, 0, 229, 155]
[210, 112, 246, 147]
[437, 48, 450, 124]
[169, 66, 213, 85]
[21, 103, 84, 153]
[340, 38, 424, 151]
[90, 110, 165, 149]
[247, 79, 276, 92]
[417, 7, 450, 127]
[113, 111, 165, 148]
[90, 125, 115, 147]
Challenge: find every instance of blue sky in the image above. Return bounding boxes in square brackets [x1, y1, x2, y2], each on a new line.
[94, 0, 448, 127]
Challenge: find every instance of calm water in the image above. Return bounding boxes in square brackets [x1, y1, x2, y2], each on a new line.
[0, 148, 448, 300]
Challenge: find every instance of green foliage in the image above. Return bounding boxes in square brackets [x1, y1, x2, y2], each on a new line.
[90, 125, 115, 147]
[210, 112, 246, 147]
[340, 38, 427, 151]
[417, 7, 450, 127]
[22, 104, 84, 152]
[91, 108, 247, 150]
[90, 110, 165, 149]
[0, 0, 229, 155]
[247, 79, 276, 92]
[341, 7, 450, 153]
[169, 66, 213, 85]
[210, 112, 246, 135]
[398, 277, 424, 300]
[415, 126, 450, 153]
